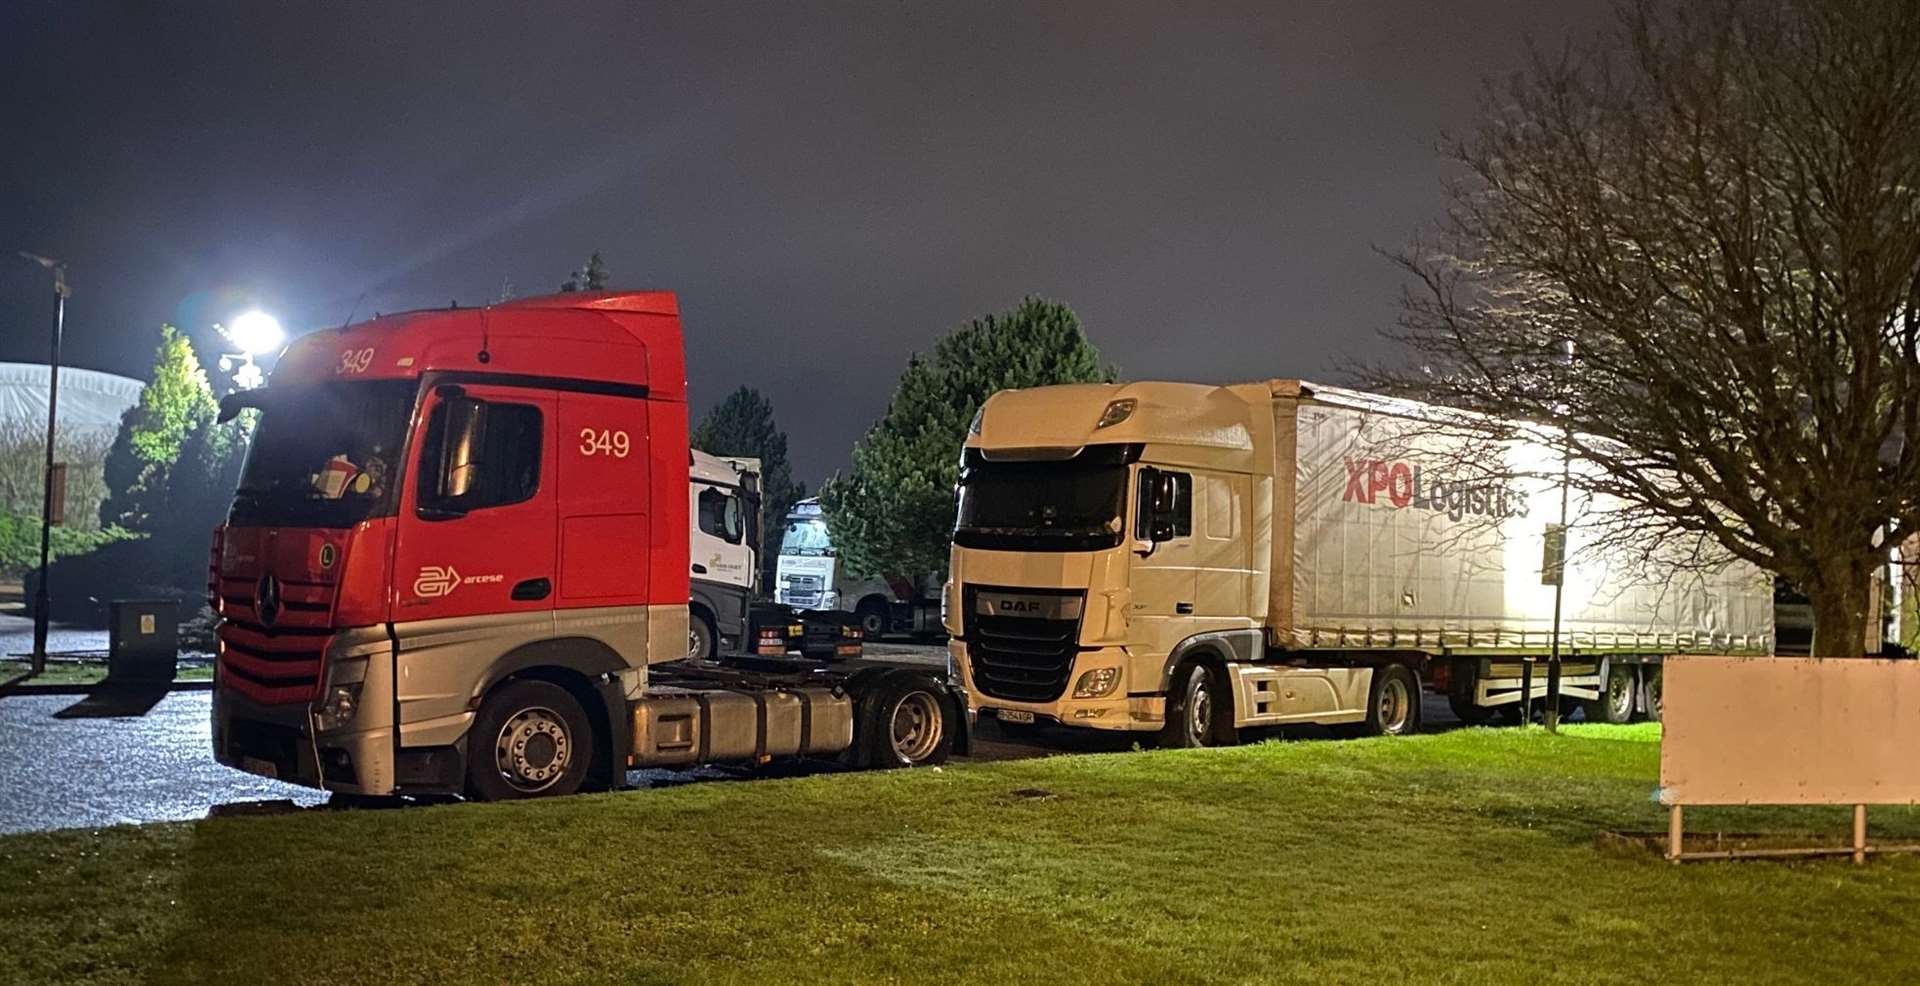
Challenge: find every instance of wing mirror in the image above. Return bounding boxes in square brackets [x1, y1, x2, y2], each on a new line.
[422, 394, 486, 517]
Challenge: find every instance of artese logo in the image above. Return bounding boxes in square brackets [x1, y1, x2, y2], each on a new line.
[413, 565, 508, 599]
[1342, 458, 1528, 522]
[414, 565, 462, 598]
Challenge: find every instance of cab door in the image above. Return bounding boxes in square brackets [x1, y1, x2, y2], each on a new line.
[390, 384, 558, 627]
[1128, 466, 1198, 660]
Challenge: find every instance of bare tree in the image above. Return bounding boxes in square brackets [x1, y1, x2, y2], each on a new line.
[1370, 0, 1920, 656]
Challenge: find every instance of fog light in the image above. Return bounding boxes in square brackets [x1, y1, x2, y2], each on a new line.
[1072, 667, 1121, 699]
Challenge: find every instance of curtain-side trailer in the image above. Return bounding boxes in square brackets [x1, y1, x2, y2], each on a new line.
[946, 378, 1772, 745]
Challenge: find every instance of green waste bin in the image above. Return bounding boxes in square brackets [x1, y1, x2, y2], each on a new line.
[109, 600, 178, 683]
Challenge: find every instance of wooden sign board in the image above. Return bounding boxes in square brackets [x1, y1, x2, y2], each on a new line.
[1660, 654, 1920, 806]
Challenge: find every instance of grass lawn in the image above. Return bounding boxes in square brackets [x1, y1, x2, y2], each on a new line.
[0, 659, 212, 687]
[3, 724, 1918, 985]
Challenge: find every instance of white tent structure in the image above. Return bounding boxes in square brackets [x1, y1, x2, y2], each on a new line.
[0, 362, 143, 440]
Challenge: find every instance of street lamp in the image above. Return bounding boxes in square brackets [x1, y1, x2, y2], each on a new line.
[17, 252, 68, 680]
[215, 310, 284, 390]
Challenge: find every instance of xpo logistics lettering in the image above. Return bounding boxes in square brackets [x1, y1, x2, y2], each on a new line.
[946, 379, 1773, 744]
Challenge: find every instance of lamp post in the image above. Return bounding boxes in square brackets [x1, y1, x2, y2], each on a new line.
[20, 252, 69, 677]
[1544, 338, 1575, 733]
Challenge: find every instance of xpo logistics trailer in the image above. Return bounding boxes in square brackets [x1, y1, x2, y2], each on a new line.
[946, 379, 1773, 746]
[209, 291, 963, 800]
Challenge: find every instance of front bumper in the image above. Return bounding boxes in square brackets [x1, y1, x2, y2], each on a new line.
[213, 685, 398, 795]
[951, 640, 1162, 732]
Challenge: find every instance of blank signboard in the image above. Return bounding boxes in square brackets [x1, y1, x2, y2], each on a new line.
[1660, 655, 1920, 806]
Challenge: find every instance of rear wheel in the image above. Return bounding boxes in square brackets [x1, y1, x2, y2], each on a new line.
[855, 598, 890, 641]
[466, 680, 593, 801]
[1446, 660, 1496, 725]
[857, 674, 955, 768]
[1644, 667, 1664, 722]
[1361, 664, 1422, 736]
[1582, 663, 1636, 724]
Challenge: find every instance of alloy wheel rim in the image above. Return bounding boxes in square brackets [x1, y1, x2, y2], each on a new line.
[495, 706, 571, 793]
[889, 692, 943, 762]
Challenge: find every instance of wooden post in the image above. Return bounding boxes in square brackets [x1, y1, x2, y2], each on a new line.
[1668, 804, 1684, 862]
[1853, 804, 1867, 866]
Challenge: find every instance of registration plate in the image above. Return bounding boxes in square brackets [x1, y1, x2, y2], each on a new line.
[997, 709, 1036, 724]
[241, 756, 279, 779]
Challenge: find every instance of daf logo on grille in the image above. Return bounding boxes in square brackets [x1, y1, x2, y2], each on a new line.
[975, 591, 1082, 621]
[256, 573, 283, 628]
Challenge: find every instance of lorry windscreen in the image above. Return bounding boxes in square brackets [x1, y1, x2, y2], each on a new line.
[954, 455, 1128, 552]
[228, 380, 418, 528]
[781, 518, 834, 557]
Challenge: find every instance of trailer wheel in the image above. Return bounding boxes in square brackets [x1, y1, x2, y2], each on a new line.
[1644, 667, 1664, 722]
[1360, 664, 1422, 736]
[1160, 662, 1236, 748]
[1583, 663, 1636, 724]
[467, 679, 593, 801]
[857, 674, 954, 768]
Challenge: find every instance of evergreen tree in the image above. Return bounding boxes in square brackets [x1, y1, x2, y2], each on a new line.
[821, 298, 1112, 578]
[560, 251, 610, 292]
[692, 386, 806, 590]
[100, 325, 220, 530]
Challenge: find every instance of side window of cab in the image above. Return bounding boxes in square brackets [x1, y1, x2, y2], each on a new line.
[696, 487, 744, 544]
[416, 398, 544, 518]
[1135, 467, 1193, 541]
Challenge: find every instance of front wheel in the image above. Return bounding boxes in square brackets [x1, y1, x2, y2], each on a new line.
[1160, 663, 1236, 748]
[688, 613, 717, 661]
[466, 680, 593, 801]
[1360, 664, 1422, 736]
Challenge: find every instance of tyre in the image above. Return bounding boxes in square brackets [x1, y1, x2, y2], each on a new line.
[1160, 662, 1236, 748]
[1582, 663, 1636, 724]
[1360, 664, 1422, 736]
[855, 599, 890, 641]
[1445, 660, 1496, 725]
[1644, 667, 1663, 722]
[688, 612, 717, 661]
[857, 674, 955, 769]
[466, 679, 594, 801]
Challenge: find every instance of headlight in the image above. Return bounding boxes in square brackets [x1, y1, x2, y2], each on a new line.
[315, 656, 368, 731]
[1072, 667, 1121, 699]
[822, 591, 840, 610]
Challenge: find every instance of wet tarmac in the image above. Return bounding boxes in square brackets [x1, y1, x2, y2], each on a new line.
[0, 630, 1462, 835]
[0, 691, 329, 834]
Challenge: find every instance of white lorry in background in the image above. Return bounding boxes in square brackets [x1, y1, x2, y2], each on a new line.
[688, 450, 761, 658]
[946, 378, 1775, 745]
[776, 497, 942, 640]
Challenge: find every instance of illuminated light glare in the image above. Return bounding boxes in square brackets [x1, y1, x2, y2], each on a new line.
[226, 310, 285, 356]
[231, 362, 265, 390]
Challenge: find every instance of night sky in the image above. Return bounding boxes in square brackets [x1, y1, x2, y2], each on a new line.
[2, 1, 1614, 483]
